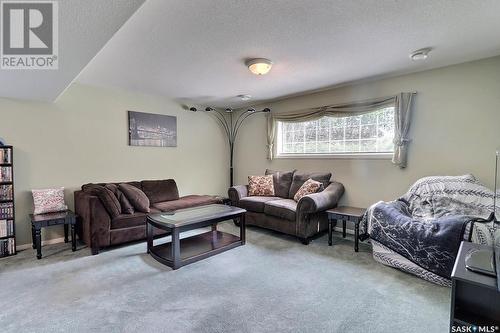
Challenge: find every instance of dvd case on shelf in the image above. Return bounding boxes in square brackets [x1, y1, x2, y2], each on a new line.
[0, 146, 15, 258]
[0, 148, 12, 164]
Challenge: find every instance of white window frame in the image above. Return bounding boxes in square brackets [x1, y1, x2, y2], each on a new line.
[275, 107, 395, 160]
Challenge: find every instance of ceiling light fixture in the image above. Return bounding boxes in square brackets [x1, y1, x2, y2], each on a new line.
[410, 48, 432, 61]
[246, 58, 273, 75]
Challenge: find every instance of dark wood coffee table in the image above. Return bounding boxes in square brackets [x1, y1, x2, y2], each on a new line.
[146, 204, 246, 269]
[326, 206, 366, 252]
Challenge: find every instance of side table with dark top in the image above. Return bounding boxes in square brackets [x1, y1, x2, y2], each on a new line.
[29, 210, 77, 259]
[450, 241, 500, 330]
[326, 206, 366, 252]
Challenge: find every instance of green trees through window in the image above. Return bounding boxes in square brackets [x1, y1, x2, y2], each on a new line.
[277, 107, 395, 155]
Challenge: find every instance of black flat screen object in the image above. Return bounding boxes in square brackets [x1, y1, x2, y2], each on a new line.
[465, 150, 499, 291]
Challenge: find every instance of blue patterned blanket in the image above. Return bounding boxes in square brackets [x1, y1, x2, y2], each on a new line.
[368, 200, 470, 278]
[362, 175, 498, 283]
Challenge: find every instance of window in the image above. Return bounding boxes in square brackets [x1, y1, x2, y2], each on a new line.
[276, 106, 395, 157]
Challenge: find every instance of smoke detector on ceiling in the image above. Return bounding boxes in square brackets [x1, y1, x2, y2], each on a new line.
[237, 94, 252, 101]
[410, 48, 432, 61]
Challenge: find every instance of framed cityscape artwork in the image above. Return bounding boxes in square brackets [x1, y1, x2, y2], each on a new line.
[128, 111, 177, 147]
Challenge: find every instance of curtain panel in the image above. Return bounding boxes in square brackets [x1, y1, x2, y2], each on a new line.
[266, 93, 415, 168]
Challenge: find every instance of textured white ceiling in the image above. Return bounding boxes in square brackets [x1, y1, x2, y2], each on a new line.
[76, 0, 500, 107]
[4, 0, 500, 105]
[0, 0, 145, 102]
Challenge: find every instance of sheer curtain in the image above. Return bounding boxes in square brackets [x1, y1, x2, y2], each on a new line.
[392, 93, 414, 168]
[266, 93, 415, 168]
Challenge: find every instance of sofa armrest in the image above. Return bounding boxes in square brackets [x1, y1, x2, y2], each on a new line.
[74, 190, 111, 254]
[228, 185, 248, 205]
[297, 181, 345, 214]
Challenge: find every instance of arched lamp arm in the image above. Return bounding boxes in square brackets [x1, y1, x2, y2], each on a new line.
[209, 111, 231, 141]
[232, 110, 267, 142]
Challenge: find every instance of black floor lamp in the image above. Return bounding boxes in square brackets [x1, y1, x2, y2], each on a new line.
[189, 106, 271, 186]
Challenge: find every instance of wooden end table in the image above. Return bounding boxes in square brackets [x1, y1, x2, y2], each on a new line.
[29, 210, 77, 259]
[326, 206, 366, 252]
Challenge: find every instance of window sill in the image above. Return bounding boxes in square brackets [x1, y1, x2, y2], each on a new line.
[274, 153, 393, 160]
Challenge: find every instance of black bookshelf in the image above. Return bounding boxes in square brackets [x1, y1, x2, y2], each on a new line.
[0, 146, 16, 258]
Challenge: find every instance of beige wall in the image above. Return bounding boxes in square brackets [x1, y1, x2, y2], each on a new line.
[234, 56, 500, 208]
[0, 83, 228, 246]
[2, 56, 500, 248]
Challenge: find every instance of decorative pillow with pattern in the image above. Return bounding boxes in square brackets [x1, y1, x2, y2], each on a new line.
[32, 187, 68, 215]
[248, 175, 275, 196]
[294, 178, 322, 202]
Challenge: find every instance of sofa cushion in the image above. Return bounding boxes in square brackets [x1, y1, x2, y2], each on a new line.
[141, 179, 179, 203]
[149, 207, 162, 213]
[289, 172, 332, 199]
[265, 169, 295, 198]
[264, 199, 297, 221]
[248, 175, 275, 196]
[111, 213, 146, 230]
[82, 181, 141, 190]
[118, 183, 150, 213]
[152, 195, 221, 212]
[121, 181, 141, 189]
[294, 179, 322, 202]
[105, 184, 134, 214]
[82, 184, 122, 218]
[238, 196, 280, 213]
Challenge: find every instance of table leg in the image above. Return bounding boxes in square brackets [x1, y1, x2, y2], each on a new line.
[342, 220, 346, 238]
[31, 224, 36, 249]
[64, 224, 69, 243]
[240, 213, 246, 244]
[35, 227, 42, 259]
[71, 223, 76, 251]
[328, 218, 333, 246]
[146, 221, 153, 254]
[211, 224, 217, 247]
[355, 221, 360, 252]
[171, 228, 181, 269]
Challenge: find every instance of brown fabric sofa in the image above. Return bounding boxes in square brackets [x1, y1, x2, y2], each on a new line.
[74, 179, 222, 254]
[228, 170, 344, 244]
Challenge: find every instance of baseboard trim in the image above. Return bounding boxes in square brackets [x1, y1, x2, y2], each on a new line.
[16, 237, 65, 251]
[15, 227, 354, 250]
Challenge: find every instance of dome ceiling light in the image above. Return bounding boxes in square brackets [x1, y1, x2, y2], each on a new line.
[246, 58, 273, 75]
